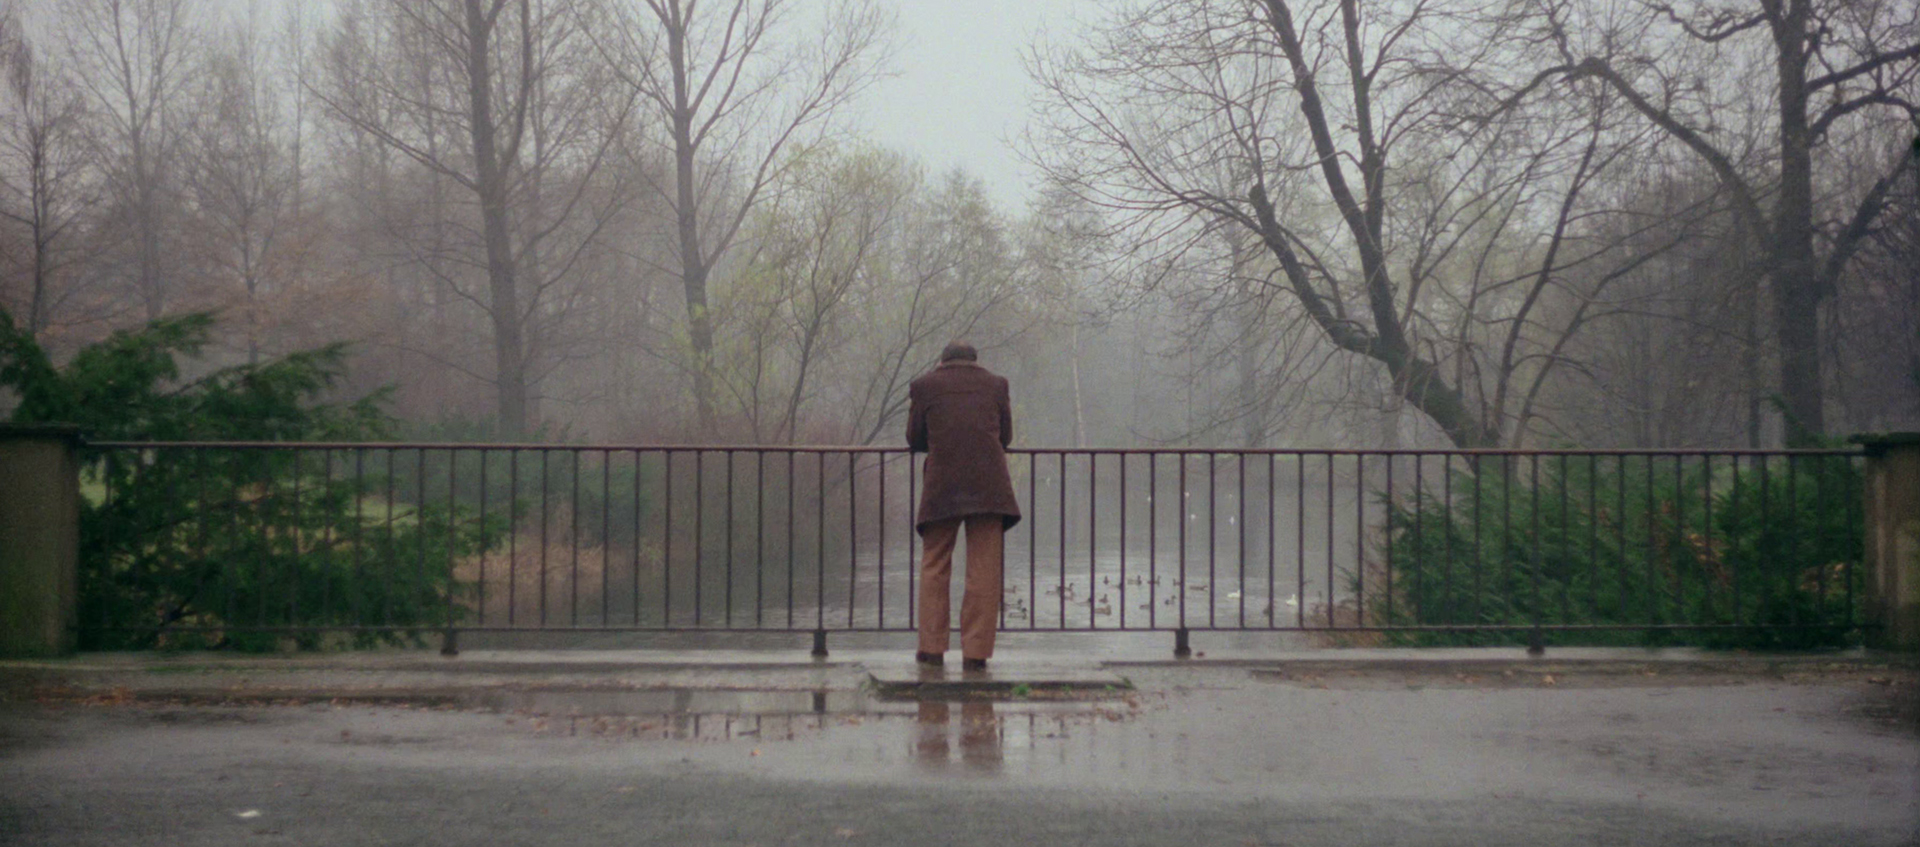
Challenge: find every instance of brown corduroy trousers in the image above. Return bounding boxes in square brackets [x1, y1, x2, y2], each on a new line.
[917, 515, 1004, 660]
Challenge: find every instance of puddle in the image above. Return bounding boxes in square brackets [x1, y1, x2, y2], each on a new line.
[464, 686, 1144, 745]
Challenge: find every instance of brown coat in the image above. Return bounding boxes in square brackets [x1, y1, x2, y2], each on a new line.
[907, 360, 1020, 533]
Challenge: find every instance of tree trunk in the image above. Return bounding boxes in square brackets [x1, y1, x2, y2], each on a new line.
[1770, 6, 1825, 444]
[464, 0, 528, 437]
[666, 4, 718, 431]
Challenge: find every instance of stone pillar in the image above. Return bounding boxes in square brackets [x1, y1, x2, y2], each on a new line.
[0, 425, 82, 657]
[1856, 433, 1920, 651]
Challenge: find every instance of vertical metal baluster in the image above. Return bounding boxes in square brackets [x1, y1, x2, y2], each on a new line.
[1472, 456, 1484, 627]
[1787, 454, 1799, 629]
[817, 452, 825, 630]
[695, 451, 704, 627]
[1030, 453, 1037, 629]
[1814, 454, 1827, 618]
[1325, 453, 1334, 630]
[320, 450, 332, 630]
[1385, 454, 1394, 628]
[1730, 455, 1741, 625]
[385, 449, 397, 628]
[760, 452, 768, 629]
[290, 451, 302, 631]
[663, 451, 673, 627]
[539, 450, 550, 627]
[417, 450, 429, 631]
[1440, 455, 1450, 625]
[1113, 455, 1121, 626]
[1502, 455, 1515, 628]
[1589, 454, 1599, 621]
[507, 450, 517, 628]
[259, 450, 274, 629]
[570, 449, 581, 627]
[1701, 455, 1714, 623]
[1267, 453, 1276, 628]
[727, 451, 736, 628]
[1845, 453, 1858, 634]
[1560, 454, 1571, 625]
[1090, 453, 1098, 628]
[788, 452, 796, 629]
[1296, 454, 1306, 629]
[907, 452, 915, 631]
[1645, 454, 1657, 629]
[1178, 453, 1187, 632]
[1673, 454, 1684, 625]
[1238, 452, 1247, 628]
[879, 452, 886, 630]
[847, 452, 856, 630]
[1759, 455, 1771, 629]
[478, 450, 489, 628]
[603, 450, 612, 627]
[645, 449, 652, 626]
[1355, 453, 1365, 627]
[193, 449, 218, 630]
[446, 450, 459, 647]
[1209, 452, 1218, 629]
[1149, 454, 1157, 630]
[1615, 454, 1627, 627]
[1413, 455, 1423, 626]
[353, 450, 366, 628]
[1530, 456, 1542, 638]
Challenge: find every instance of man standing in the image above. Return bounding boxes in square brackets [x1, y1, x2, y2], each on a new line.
[908, 342, 1020, 672]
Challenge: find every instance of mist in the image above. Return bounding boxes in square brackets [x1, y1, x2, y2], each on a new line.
[1, 0, 1915, 451]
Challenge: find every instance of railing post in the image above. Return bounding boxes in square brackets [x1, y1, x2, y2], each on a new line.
[812, 629, 829, 659]
[1855, 433, 1920, 651]
[0, 425, 82, 657]
[1173, 627, 1191, 659]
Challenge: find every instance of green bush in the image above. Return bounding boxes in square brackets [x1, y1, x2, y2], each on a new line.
[2, 310, 509, 650]
[1378, 453, 1863, 649]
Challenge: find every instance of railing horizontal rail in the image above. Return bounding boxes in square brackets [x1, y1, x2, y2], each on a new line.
[86, 440, 1865, 457]
[74, 442, 1871, 654]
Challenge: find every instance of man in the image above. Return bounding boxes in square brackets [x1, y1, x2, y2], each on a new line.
[907, 342, 1020, 672]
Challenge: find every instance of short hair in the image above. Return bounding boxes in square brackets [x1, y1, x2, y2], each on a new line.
[939, 341, 978, 362]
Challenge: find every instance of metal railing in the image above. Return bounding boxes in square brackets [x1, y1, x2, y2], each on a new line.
[78, 442, 1869, 654]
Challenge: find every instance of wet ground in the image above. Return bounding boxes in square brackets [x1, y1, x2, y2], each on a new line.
[1, 650, 1915, 846]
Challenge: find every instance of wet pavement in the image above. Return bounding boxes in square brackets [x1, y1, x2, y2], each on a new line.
[1, 648, 1916, 846]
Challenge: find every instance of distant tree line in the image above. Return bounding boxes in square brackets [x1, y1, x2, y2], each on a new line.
[1, 0, 1914, 449]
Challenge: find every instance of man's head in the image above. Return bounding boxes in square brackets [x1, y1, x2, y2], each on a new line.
[939, 341, 978, 363]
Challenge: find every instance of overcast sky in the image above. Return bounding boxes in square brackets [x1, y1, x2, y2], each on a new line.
[856, 0, 1098, 214]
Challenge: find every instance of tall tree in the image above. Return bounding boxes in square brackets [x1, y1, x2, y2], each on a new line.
[0, 3, 95, 339]
[1509, 0, 1920, 443]
[60, 0, 199, 321]
[599, 0, 892, 432]
[320, 0, 627, 436]
[1028, 0, 1666, 447]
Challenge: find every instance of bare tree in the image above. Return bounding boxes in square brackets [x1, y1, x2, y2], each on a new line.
[598, 0, 893, 432]
[0, 4, 96, 339]
[320, 0, 629, 436]
[60, 0, 199, 322]
[1507, 0, 1920, 443]
[185, 8, 295, 364]
[1027, 0, 1669, 447]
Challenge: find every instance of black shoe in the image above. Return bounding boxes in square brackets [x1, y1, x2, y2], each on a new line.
[915, 651, 944, 667]
[961, 657, 987, 672]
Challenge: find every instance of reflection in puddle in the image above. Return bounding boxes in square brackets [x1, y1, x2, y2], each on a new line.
[469, 686, 1137, 764]
[914, 701, 1001, 773]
